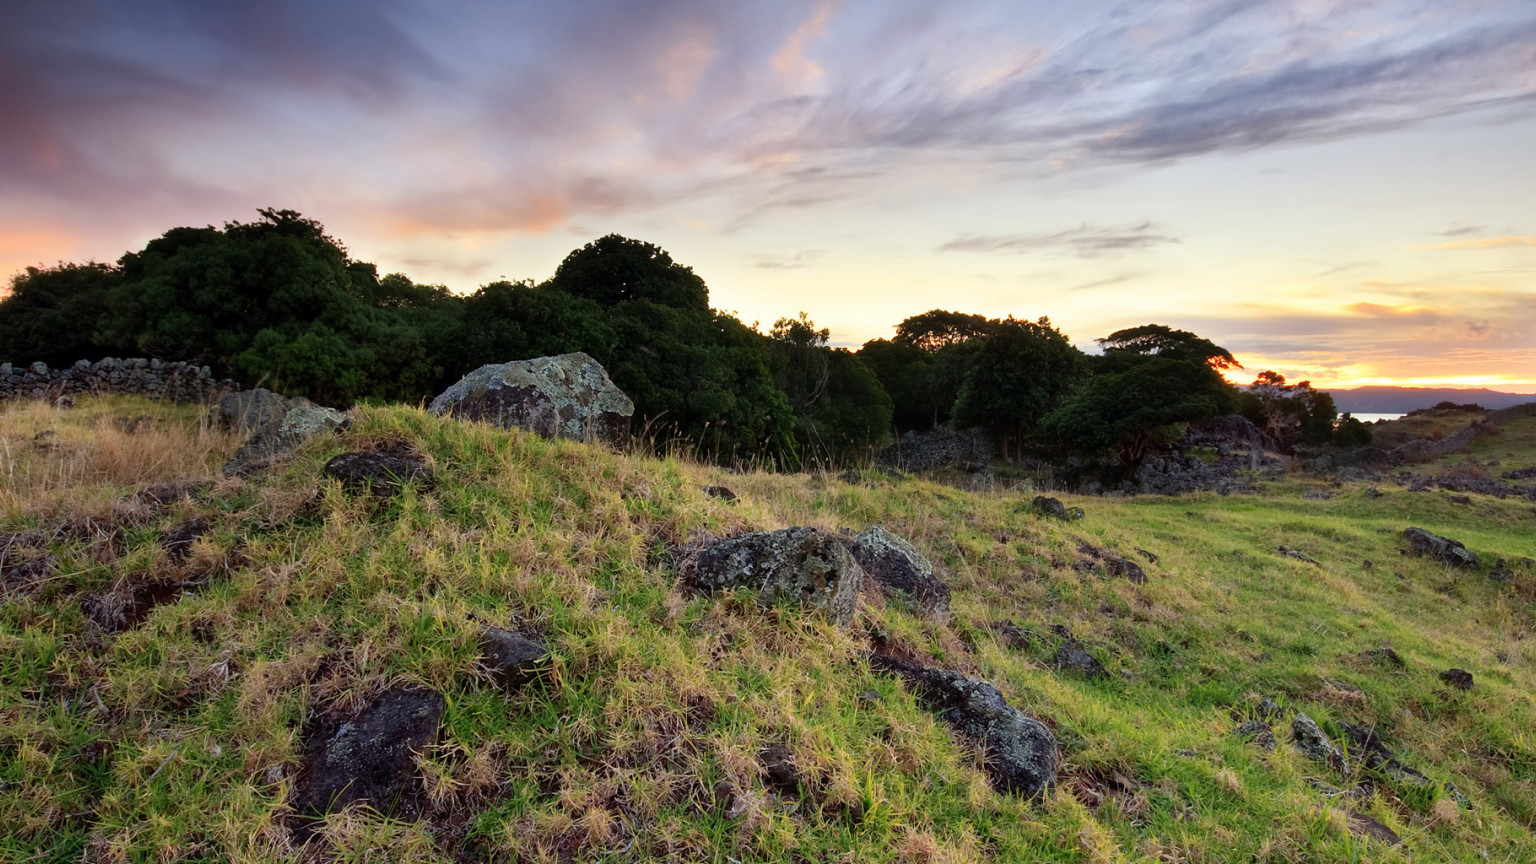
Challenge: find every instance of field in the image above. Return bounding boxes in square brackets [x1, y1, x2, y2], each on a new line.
[3, 396, 1535, 863]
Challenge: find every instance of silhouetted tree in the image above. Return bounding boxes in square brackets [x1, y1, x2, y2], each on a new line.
[0, 262, 120, 364]
[549, 234, 709, 311]
[951, 316, 1087, 457]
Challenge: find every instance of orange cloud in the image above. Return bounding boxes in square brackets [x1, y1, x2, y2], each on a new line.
[772, 0, 839, 84]
[1411, 235, 1536, 251]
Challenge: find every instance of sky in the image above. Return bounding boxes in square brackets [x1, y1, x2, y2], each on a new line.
[3, 0, 1535, 390]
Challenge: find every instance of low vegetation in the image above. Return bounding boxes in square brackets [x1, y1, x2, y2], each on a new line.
[2, 395, 1533, 862]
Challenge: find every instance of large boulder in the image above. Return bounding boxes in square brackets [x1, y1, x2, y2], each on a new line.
[842, 526, 950, 618]
[679, 527, 863, 626]
[429, 353, 634, 447]
[215, 389, 347, 476]
[290, 687, 445, 822]
[870, 654, 1057, 798]
[1402, 527, 1479, 568]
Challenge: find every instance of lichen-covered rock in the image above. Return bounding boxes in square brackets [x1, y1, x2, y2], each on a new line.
[479, 626, 551, 688]
[679, 527, 863, 626]
[843, 526, 950, 618]
[1055, 640, 1108, 679]
[870, 653, 1057, 798]
[290, 687, 444, 821]
[429, 353, 634, 446]
[217, 390, 347, 476]
[1402, 527, 1479, 568]
[1291, 712, 1349, 771]
[1234, 720, 1276, 751]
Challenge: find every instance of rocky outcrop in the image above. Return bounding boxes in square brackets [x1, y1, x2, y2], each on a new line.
[679, 527, 863, 626]
[870, 653, 1057, 798]
[290, 688, 445, 822]
[843, 526, 950, 618]
[1291, 713, 1349, 771]
[0, 357, 236, 403]
[429, 353, 634, 447]
[1402, 527, 1479, 568]
[875, 426, 996, 473]
[215, 389, 347, 476]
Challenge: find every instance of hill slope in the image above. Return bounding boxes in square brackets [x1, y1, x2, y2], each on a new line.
[1327, 386, 1536, 414]
[3, 396, 1535, 863]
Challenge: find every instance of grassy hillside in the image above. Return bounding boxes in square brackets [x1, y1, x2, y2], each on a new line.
[3, 396, 1535, 863]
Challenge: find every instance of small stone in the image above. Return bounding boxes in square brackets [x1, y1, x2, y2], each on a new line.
[703, 484, 737, 501]
[1403, 527, 1479, 568]
[1291, 712, 1349, 771]
[478, 627, 551, 688]
[1344, 810, 1401, 846]
[1055, 640, 1107, 679]
[1362, 647, 1404, 667]
[758, 743, 802, 796]
[1439, 668, 1473, 690]
[1234, 720, 1276, 751]
[323, 448, 433, 497]
[290, 688, 445, 822]
[162, 517, 212, 564]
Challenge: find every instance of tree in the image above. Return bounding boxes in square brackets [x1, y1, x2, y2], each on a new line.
[856, 338, 936, 431]
[1038, 356, 1238, 466]
[1097, 323, 1240, 371]
[768, 312, 831, 412]
[894, 309, 997, 353]
[549, 234, 709, 311]
[0, 262, 120, 364]
[768, 313, 892, 465]
[951, 316, 1087, 457]
[1238, 371, 1338, 450]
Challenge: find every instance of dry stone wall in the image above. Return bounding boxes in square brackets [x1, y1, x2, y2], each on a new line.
[0, 358, 237, 404]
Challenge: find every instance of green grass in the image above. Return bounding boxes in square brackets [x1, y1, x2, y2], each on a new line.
[2, 396, 1535, 862]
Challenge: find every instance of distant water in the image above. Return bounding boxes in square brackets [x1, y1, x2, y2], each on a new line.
[1351, 412, 1405, 423]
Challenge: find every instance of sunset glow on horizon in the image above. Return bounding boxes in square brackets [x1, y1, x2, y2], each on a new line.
[3, 0, 1533, 392]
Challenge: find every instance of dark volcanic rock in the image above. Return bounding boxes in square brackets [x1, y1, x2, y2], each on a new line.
[429, 353, 634, 447]
[1103, 555, 1147, 584]
[1340, 723, 1432, 788]
[323, 447, 433, 497]
[1234, 720, 1276, 751]
[1361, 647, 1404, 667]
[680, 527, 863, 626]
[990, 620, 1040, 650]
[1033, 496, 1071, 520]
[1291, 712, 1349, 771]
[291, 688, 445, 821]
[1440, 667, 1474, 690]
[1345, 810, 1402, 846]
[1402, 527, 1479, 568]
[843, 526, 950, 617]
[870, 653, 1057, 797]
[703, 485, 737, 501]
[479, 627, 550, 688]
[1055, 640, 1108, 679]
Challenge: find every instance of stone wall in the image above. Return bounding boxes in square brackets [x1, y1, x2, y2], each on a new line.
[875, 426, 997, 472]
[0, 358, 237, 404]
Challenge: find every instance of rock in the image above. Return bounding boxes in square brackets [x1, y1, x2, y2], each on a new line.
[1055, 640, 1107, 679]
[1402, 527, 1479, 568]
[1439, 668, 1473, 690]
[1277, 545, 1321, 566]
[1103, 555, 1147, 584]
[162, 517, 212, 564]
[990, 620, 1039, 650]
[1255, 698, 1284, 722]
[758, 743, 802, 796]
[217, 390, 347, 476]
[290, 687, 445, 821]
[1344, 810, 1401, 846]
[1234, 720, 1276, 751]
[870, 653, 1057, 797]
[843, 526, 950, 617]
[1365, 486, 1383, 498]
[478, 627, 550, 688]
[703, 485, 737, 501]
[1339, 723, 1432, 788]
[1302, 489, 1334, 501]
[323, 447, 433, 498]
[1489, 560, 1514, 583]
[1291, 713, 1349, 771]
[679, 527, 863, 626]
[429, 353, 633, 447]
[1033, 496, 1068, 519]
[1447, 494, 1472, 505]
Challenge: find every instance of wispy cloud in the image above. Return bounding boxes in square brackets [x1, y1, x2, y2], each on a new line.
[749, 249, 824, 270]
[940, 221, 1179, 257]
[1412, 235, 1536, 251]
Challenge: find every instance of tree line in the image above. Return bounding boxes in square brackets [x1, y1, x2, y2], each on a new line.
[0, 209, 1366, 467]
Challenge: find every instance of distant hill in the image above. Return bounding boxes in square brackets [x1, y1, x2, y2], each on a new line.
[1327, 386, 1536, 414]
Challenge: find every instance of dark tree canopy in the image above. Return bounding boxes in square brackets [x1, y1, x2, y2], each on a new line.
[767, 313, 892, 465]
[1097, 323, 1240, 371]
[1238, 371, 1340, 449]
[0, 262, 121, 365]
[951, 316, 1087, 456]
[894, 309, 998, 353]
[549, 234, 709, 312]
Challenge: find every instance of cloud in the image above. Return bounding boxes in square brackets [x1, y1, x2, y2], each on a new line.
[1412, 235, 1536, 251]
[1439, 225, 1486, 237]
[750, 249, 824, 270]
[1466, 320, 1490, 337]
[940, 221, 1179, 257]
